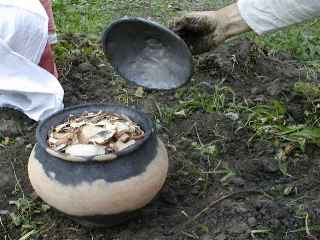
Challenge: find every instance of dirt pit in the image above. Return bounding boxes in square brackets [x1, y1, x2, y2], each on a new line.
[1, 34, 320, 240]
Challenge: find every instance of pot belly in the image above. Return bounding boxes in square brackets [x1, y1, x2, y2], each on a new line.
[28, 136, 168, 226]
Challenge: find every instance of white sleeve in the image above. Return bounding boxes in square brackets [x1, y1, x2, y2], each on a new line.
[0, 0, 48, 63]
[237, 0, 320, 35]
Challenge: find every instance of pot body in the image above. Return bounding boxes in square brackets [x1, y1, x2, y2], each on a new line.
[28, 132, 168, 227]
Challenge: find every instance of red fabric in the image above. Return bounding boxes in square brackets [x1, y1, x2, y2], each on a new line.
[39, 0, 56, 34]
[39, 43, 58, 78]
[38, 0, 58, 78]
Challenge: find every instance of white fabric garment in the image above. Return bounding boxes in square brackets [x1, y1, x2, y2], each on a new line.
[238, 0, 320, 35]
[0, 0, 49, 63]
[0, 0, 64, 121]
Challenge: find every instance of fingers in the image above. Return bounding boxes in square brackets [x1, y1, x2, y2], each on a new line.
[182, 31, 226, 55]
[171, 12, 213, 34]
[188, 35, 212, 55]
[170, 12, 220, 55]
[170, 11, 227, 55]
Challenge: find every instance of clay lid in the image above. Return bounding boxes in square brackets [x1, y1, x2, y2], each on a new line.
[102, 17, 193, 90]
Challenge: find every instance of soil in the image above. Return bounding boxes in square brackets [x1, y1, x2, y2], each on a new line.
[1, 34, 320, 240]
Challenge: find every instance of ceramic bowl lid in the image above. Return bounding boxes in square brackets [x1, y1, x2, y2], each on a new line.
[102, 17, 193, 90]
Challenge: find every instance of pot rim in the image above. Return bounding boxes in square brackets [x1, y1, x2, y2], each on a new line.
[36, 103, 154, 163]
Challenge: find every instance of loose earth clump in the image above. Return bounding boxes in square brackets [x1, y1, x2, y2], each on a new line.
[1, 34, 320, 240]
[47, 111, 145, 157]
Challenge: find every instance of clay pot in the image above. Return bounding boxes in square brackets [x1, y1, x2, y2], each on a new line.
[28, 104, 168, 227]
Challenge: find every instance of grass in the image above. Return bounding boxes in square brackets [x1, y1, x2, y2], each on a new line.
[9, 197, 51, 238]
[163, 80, 320, 177]
[0, 1, 318, 238]
[53, 0, 190, 33]
[4, 160, 53, 240]
[52, 0, 320, 184]
[53, 0, 320, 69]
[250, 229, 271, 239]
[49, 0, 320, 237]
[252, 20, 320, 68]
[294, 81, 320, 127]
[177, 83, 236, 114]
[154, 104, 177, 127]
[52, 1, 320, 149]
[171, 81, 320, 153]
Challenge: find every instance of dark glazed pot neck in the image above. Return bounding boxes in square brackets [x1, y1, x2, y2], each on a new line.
[36, 104, 154, 162]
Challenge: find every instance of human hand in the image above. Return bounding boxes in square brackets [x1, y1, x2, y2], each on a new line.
[171, 3, 250, 55]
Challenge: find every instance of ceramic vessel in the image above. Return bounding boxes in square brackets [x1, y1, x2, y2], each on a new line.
[28, 104, 168, 227]
[102, 17, 193, 90]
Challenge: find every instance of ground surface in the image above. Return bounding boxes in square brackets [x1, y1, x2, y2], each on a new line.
[1, 34, 320, 240]
[1, 0, 320, 239]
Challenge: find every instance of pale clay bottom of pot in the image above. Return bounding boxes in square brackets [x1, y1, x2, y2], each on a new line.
[28, 138, 168, 216]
